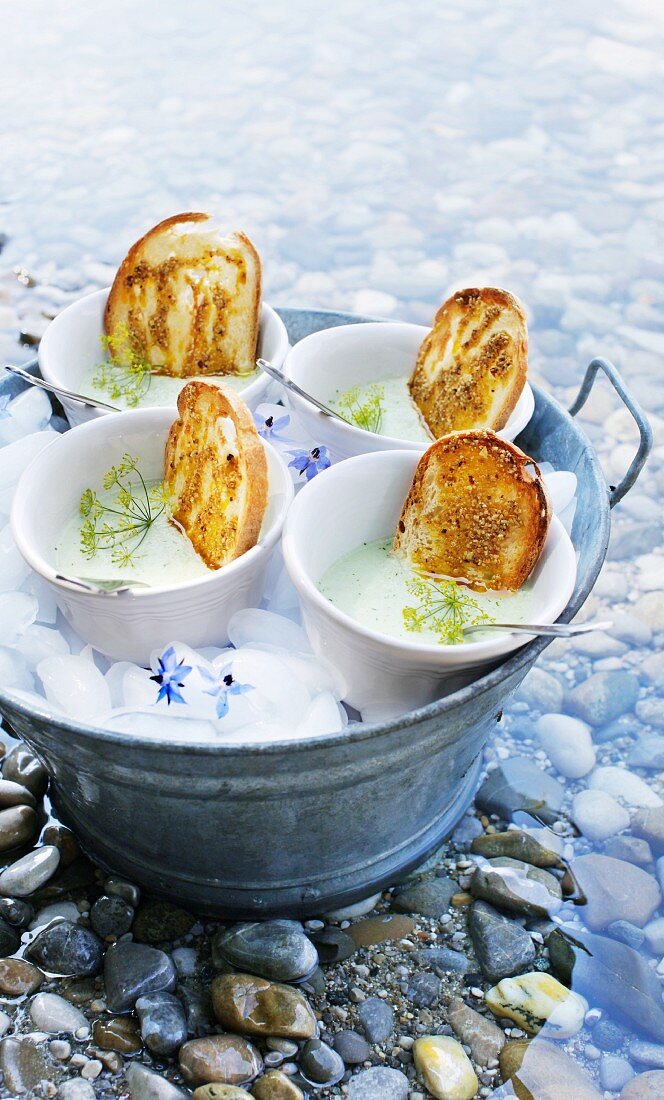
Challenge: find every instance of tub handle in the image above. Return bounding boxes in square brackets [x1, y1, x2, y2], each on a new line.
[568, 357, 652, 508]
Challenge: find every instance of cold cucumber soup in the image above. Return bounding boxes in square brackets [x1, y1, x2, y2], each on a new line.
[319, 537, 534, 645]
[55, 455, 210, 588]
[329, 376, 432, 443]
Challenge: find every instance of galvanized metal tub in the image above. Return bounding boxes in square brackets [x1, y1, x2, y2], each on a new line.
[0, 307, 652, 917]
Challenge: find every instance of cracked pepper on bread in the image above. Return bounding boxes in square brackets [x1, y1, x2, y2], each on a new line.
[105, 212, 262, 377]
[164, 381, 268, 569]
[393, 430, 551, 591]
[409, 287, 527, 436]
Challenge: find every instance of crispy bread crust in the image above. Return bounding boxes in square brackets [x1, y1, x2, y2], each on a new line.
[164, 380, 268, 569]
[105, 212, 262, 378]
[409, 287, 528, 436]
[393, 430, 551, 591]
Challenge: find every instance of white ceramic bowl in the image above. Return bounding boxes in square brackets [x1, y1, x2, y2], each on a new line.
[11, 409, 293, 664]
[39, 288, 290, 428]
[285, 322, 535, 462]
[282, 450, 576, 722]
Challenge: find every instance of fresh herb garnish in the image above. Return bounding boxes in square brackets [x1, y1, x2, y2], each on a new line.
[92, 323, 152, 407]
[336, 383, 385, 433]
[403, 576, 495, 645]
[79, 454, 170, 568]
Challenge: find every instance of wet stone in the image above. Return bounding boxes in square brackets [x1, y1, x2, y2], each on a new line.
[599, 1054, 634, 1091]
[0, 956, 43, 995]
[29, 991, 89, 1034]
[475, 758, 564, 824]
[28, 919, 104, 976]
[31, 856, 97, 902]
[90, 894, 134, 938]
[213, 920, 318, 983]
[42, 826, 80, 867]
[571, 854, 661, 930]
[630, 1041, 664, 1068]
[105, 876, 141, 907]
[126, 1061, 190, 1099]
[0, 897, 33, 926]
[193, 1087, 252, 1100]
[407, 971, 441, 1007]
[486, 972, 587, 1037]
[416, 945, 470, 976]
[632, 806, 664, 853]
[133, 898, 195, 943]
[357, 995, 395, 1044]
[0, 805, 37, 851]
[332, 1028, 371, 1064]
[0, 844, 60, 896]
[179, 1034, 263, 1087]
[0, 916, 20, 957]
[2, 745, 48, 798]
[468, 900, 536, 982]
[59, 976, 97, 1004]
[0, 779, 37, 809]
[347, 1066, 409, 1099]
[620, 1071, 664, 1099]
[499, 1038, 602, 1099]
[93, 1015, 143, 1054]
[447, 995, 506, 1064]
[391, 876, 458, 918]
[0, 1035, 49, 1094]
[607, 920, 646, 950]
[211, 972, 317, 1039]
[348, 914, 415, 947]
[567, 671, 640, 727]
[470, 857, 562, 917]
[104, 940, 177, 1013]
[604, 835, 654, 865]
[299, 1037, 344, 1085]
[251, 1070, 304, 1099]
[308, 926, 356, 964]
[136, 990, 188, 1057]
[58, 1081, 97, 1100]
[413, 1035, 478, 1100]
[593, 1019, 629, 1052]
[471, 830, 563, 868]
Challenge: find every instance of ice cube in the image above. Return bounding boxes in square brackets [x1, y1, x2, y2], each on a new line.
[5, 388, 52, 436]
[295, 692, 347, 738]
[0, 525, 30, 592]
[0, 592, 38, 645]
[245, 644, 343, 698]
[0, 431, 57, 514]
[216, 719, 293, 744]
[104, 709, 219, 741]
[37, 654, 112, 723]
[228, 608, 311, 652]
[228, 648, 311, 725]
[21, 574, 59, 624]
[0, 646, 34, 692]
[14, 624, 70, 671]
[2, 686, 64, 715]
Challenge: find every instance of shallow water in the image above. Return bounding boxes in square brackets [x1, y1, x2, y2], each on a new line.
[1, 0, 663, 1096]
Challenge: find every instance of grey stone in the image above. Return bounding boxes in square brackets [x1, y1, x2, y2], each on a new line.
[603, 836, 654, 865]
[406, 971, 441, 1007]
[475, 758, 564, 825]
[470, 857, 562, 916]
[644, 917, 664, 955]
[447, 995, 506, 1064]
[299, 1038, 345, 1085]
[607, 920, 646, 950]
[637, 699, 664, 731]
[609, 522, 660, 561]
[27, 919, 104, 976]
[0, 917, 20, 957]
[0, 1036, 48, 1094]
[135, 991, 188, 1057]
[567, 671, 640, 726]
[309, 926, 356, 964]
[332, 1029, 371, 1065]
[0, 845, 60, 896]
[630, 1041, 664, 1068]
[452, 814, 484, 850]
[29, 992, 89, 1034]
[593, 1019, 628, 1052]
[416, 945, 470, 976]
[58, 1082, 96, 1100]
[468, 900, 536, 982]
[599, 1055, 634, 1091]
[90, 893, 134, 937]
[0, 897, 33, 927]
[633, 807, 664, 853]
[2, 745, 48, 798]
[357, 997, 395, 1044]
[212, 919, 318, 982]
[391, 876, 457, 918]
[126, 1061, 190, 1099]
[104, 940, 177, 1014]
[515, 667, 564, 713]
[347, 1066, 409, 1100]
[629, 736, 664, 769]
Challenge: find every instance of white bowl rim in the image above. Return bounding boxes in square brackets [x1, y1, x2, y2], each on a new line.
[10, 407, 293, 600]
[282, 448, 576, 661]
[38, 286, 288, 396]
[285, 320, 534, 447]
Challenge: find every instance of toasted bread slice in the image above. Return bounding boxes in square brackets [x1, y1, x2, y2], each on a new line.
[164, 381, 268, 569]
[409, 287, 527, 436]
[393, 430, 551, 591]
[105, 212, 262, 377]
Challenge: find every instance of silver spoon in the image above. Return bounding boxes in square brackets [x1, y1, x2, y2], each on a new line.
[256, 359, 354, 426]
[463, 619, 613, 639]
[4, 363, 120, 413]
[54, 573, 151, 596]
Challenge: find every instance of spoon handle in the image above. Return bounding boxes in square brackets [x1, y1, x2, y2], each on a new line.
[256, 359, 353, 426]
[463, 619, 613, 638]
[4, 364, 120, 413]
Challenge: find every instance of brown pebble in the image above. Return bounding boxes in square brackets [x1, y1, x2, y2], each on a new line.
[211, 974, 317, 1040]
[500, 1038, 602, 1099]
[348, 915, 415, 948]
[179, 1035, 262, 1087]
[193, 1085, 253, 1099]
[0, 779, 37, 810]
[251, 1069, 305, 1099]
[2, 746, 48, 798]
[42, 826, 80, 867]
[93, 1016, 142, 1054]
[0, 958, 43, 996]
[0, 805, 38, 852]
[451, 892, 473, 908]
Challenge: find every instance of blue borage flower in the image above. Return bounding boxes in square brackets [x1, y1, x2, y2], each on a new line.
[253, 410, 292, 442]
[0, 395, 11, 420]
[150, 646, 193, 705]
[200, 664, 254, 719]
[287, 445, 331, 481]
